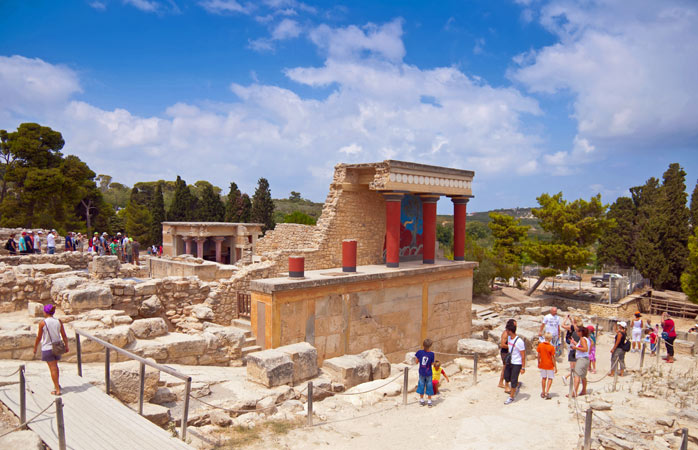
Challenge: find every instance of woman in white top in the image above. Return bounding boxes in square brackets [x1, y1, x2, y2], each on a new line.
[568, 326, 590, 398]
[33, 304, 69, 395]
[631, 312, 644, 352]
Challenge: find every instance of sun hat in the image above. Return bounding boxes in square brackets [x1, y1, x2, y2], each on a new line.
[586, 325, 595, 332]
[618, 321, 627, 328]
[43, 304, 55, 315]
[38, 230, 43, 234]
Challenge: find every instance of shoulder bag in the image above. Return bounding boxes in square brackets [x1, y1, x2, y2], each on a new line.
[44, 320, 66, 357]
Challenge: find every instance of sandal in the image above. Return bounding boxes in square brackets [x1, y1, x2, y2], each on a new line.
[541, 392, 546, 398]
[51, 390, 61, 396]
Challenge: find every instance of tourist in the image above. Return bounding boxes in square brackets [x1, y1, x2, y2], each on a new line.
[25, 230, 34, 253]
[109, 238, 118, 256]
[569, 326, 590, 397]
[76, 233, 84, 252]
[539, 307, 562, 358]
[5, 233, 18, 255]
[415, 338, 435, 407]
[649, 327, 658, 356]
[608, 321, 628, 376]
[34, 230, 42, 254]
[537, 332, 557, 399]
[132, 239, 140, 266]
[631, 312, 644, 352]
[89, 232, 98, 252]
[32, 304, 69, 396]
[503, 320, 526, 405]
[431, 360, 449, 395]
[100, 232, 108, 255]
[561, 315, 581, 385]
[498, 319, 516, 388]
[47, 230, 56, 254]
[18, 231, 29, 254]
[64, 232, 73, 252]
[587, 325, 597, 374]
[661, 312, 677, 363]
[157, 245, 163, 257]
[124, 237, 133, 263]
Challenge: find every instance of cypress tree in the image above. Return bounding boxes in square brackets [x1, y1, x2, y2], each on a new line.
[597, 196, 636, 267]
[125, 187, 152, 245]
[225, 182, 242, 222]
[167, 176, 198, 221]
[658, 163, 690, 290]
[251, 178, 275, 231]
[199, 183, 225, 222]
[631, 178, 670, 288]
[238, 193, 252, 223]
[149, 182, 165, 245]
[681, 227, 698, 304]
[690, 179, 698, 230]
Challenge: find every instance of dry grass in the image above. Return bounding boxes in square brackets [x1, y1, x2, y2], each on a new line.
[216, 418, 302, 448]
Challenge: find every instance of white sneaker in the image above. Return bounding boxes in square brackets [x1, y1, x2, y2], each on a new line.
[504, 397, 514, 405]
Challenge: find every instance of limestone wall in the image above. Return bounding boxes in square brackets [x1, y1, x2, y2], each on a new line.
[0, 252, 92, 269]
[0, 228, 69, 255]
[255, 165, 386, 274]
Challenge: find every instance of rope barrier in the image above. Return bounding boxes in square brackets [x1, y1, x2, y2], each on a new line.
[0, 368, 21, 378]
[0, 399, 55, 439]
[188, 385, 309, 414]
[312, 371, 405, 396]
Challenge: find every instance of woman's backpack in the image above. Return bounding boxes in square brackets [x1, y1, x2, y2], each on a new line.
[621, 333, 631, 352]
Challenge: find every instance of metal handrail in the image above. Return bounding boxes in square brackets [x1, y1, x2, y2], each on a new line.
[74, 328, 192, 441]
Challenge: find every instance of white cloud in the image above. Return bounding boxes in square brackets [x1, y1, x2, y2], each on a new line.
[90, 1, 107, 10]
[309, 19, 406, 62]
[473, 38, 485, 55]
[512, 0, 698, 148]
[123, 0, 159, 12]
[272, 18, 301, 40]
[339, 143, 362, 155]
[198, 0, 252, 15]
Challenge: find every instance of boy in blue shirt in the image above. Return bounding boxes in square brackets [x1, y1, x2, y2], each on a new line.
[415, 338, 435, 407]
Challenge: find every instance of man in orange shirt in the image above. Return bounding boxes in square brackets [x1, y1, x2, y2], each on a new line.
[537, 332, 557, 399]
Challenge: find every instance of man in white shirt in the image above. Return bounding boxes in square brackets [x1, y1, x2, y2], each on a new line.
[34, 230, 42, 253]
[539, 307, 562, 356]
[46, 230, 56, 254]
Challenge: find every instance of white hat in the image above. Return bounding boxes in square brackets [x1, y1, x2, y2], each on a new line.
[38, 230, 43, 234]
[618, 321, 627, 328]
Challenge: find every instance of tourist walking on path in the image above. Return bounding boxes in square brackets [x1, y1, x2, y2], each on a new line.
[631, 312, 644, 352]
[5, 233, 18, 255]
[125, 237, 133, 263]
[498, 319, 515, 388]
[587, 325, 597, 374]
[649, 327, 658, 356]
[609, 321, 628, 376]
[661, 312, 677, 363]
[415, 338, 435, 407]
[132, 239, 140, 265]
[568, 327, 590, 397]
[25, 230, 34, 253]
[18, 231, 29, 254]
[76, 233, 84, 252]
[47, 230, 56, 254]
[34, 230, 42, 254]
[504, 321, 526, 405]
[431, 360, 449, 395]
[33, 304, 69, 396]
[539, 307, 562, 357]
[561, 315, 581, 385]
[537, 332, 557, 399]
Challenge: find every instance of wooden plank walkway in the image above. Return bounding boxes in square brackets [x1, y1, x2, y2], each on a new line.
[0, 367, 192, 450]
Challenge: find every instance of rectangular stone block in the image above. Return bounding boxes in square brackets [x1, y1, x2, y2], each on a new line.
[277, 342, 318, 384]
[322, 354, 371, 389]
[246, 349, 294, 387]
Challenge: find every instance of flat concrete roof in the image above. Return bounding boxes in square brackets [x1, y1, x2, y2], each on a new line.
[162, 222, 264, 226]
[341, 160, 475, 178]
[250, 259, 478, 294]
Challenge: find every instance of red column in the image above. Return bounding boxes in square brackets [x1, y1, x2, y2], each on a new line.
[214, 237, 225, 263]
[383, 193, 403, 268]
[421, 195, 439, 264]
[342, 239, 357, 272]
[196, 238, 205, 259]
[289, 256, 305, 278]
[184, 238, 193, 255]
[452, 197, 469, 261]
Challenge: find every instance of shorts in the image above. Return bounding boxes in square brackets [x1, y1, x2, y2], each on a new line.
[568, 349, 576, 362]
[47, 247, 55, 255]
[432, 379, 440, 394]
[41, 350, 60, 362]
[589, 346, 596, 362]
[574, 357, 589, 378]
[503, 364, 522, 389]
[540, 369, 554, 379]
[631, 328, 642, 342]
[500, 348, 508, 365]
[417, 375, 434, 396]
[650, 343, 657, 352]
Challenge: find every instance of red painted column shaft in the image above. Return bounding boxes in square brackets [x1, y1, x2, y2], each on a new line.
[452, 197, 468, 261]
[342, 239, 357, 272]
[289, 256, 305, 278]
[384, 194, 403, 268]
[421, 196, 438, 264]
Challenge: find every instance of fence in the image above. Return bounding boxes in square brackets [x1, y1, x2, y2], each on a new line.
[74, 329, 192, 441]
[237, 292, 251, 318]
[608, 267, 649, 303]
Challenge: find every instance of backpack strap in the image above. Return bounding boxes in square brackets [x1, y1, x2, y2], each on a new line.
[43, 320, 55, 344]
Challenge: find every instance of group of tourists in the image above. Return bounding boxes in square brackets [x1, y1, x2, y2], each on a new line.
[5, 229, 57, 255]
[87, 231, 141, 265]
[496, 307, 681, 404]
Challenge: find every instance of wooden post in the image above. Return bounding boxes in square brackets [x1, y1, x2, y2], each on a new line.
[584, 408, 593, 450]
[569, 366, 574, 397]
[19, 365, 26, 428]
[138, 362, 145, 415]
[307, 381, 313, 426]
[56, 397, 66, 450]
[640, 342, 646, 370]
[105, 347, 110, 395]
[473, 354, 479, 385]
[680, 428, 688, 450]
[657, 335, 662, 367]
[402, 367, 408, 406]
[181, 377, 191, 441]
[76, 333, 82, 377]
[613, 371, 618, 392]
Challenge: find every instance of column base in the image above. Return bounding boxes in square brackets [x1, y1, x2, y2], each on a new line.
[386, 262, 399, 268]
[422, 259, 435, 264]
[454, 256, 465, 261]
[289, 271, 305, 278]
[342, 266, 357, 273]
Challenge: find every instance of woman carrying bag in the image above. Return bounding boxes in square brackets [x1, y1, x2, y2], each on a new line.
[33, 304, 69, 395]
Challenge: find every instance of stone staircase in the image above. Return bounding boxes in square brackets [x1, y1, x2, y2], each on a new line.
[232, 318, 262, 360]
[476, 306, 500, 321]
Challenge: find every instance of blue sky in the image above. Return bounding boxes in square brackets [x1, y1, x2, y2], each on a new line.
[1, 0, 697, 213]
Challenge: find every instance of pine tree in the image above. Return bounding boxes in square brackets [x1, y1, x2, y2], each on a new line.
[149, 182, 165, 245]
[251, 178, 275, 231]
[690, 179, 698, 230]
[238, 193, 252, 222]
[597, 196, 636, 267]
[681, 227, 698, 304]
[125, 187, 152, 245]
[658, 163, 690, 290]
[225, 182, 242, 222]
[631, 178, 670, 288]
[199, 183, 225, 222]
[167, 176, 198, 221]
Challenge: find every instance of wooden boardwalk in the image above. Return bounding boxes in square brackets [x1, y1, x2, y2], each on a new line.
[0, 367, 192, 450]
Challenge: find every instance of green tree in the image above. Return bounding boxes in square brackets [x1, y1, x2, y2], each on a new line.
[525, 192, 610, 295]
[658, 163, 690, 290]
[597, 196, 635, 267]
[465, 239, 497, 297]
[238, 194, 252, 222]
[690, 179, 698, 230]
[681, 227, 698, 304]
[198, 183, 225, 222]
[631, 178, 669, 287]
[125, 187, 152, 244]
[289, 191, 302, 201]
[466, 221, 491, 242]
[225, 182, 242, 222]
[488, 212, 529, 282]
[283, 211, 316, 225]
[437, 222, 453, 249]
[251, 177, 275, 231]
[149, 182, 165, 245]
[167, 176, 198, 221]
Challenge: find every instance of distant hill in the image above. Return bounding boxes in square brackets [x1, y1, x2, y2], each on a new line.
[273, 198, 324, 224]
[438, 207, 549, 242]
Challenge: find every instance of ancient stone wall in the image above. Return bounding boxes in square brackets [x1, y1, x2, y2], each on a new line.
[0, 228, 68, 255]
[0, 252, 92, 269]
[255, 165, 386, 274]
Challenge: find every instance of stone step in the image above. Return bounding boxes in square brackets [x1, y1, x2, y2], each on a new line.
[241, 345, 262, 357]
[232, 318, 251, 331]
[244, 336, 256, 346]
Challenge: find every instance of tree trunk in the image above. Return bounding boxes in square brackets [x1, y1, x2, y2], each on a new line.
[526, 275, 547, 296]
[82, 199, 93, 235]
